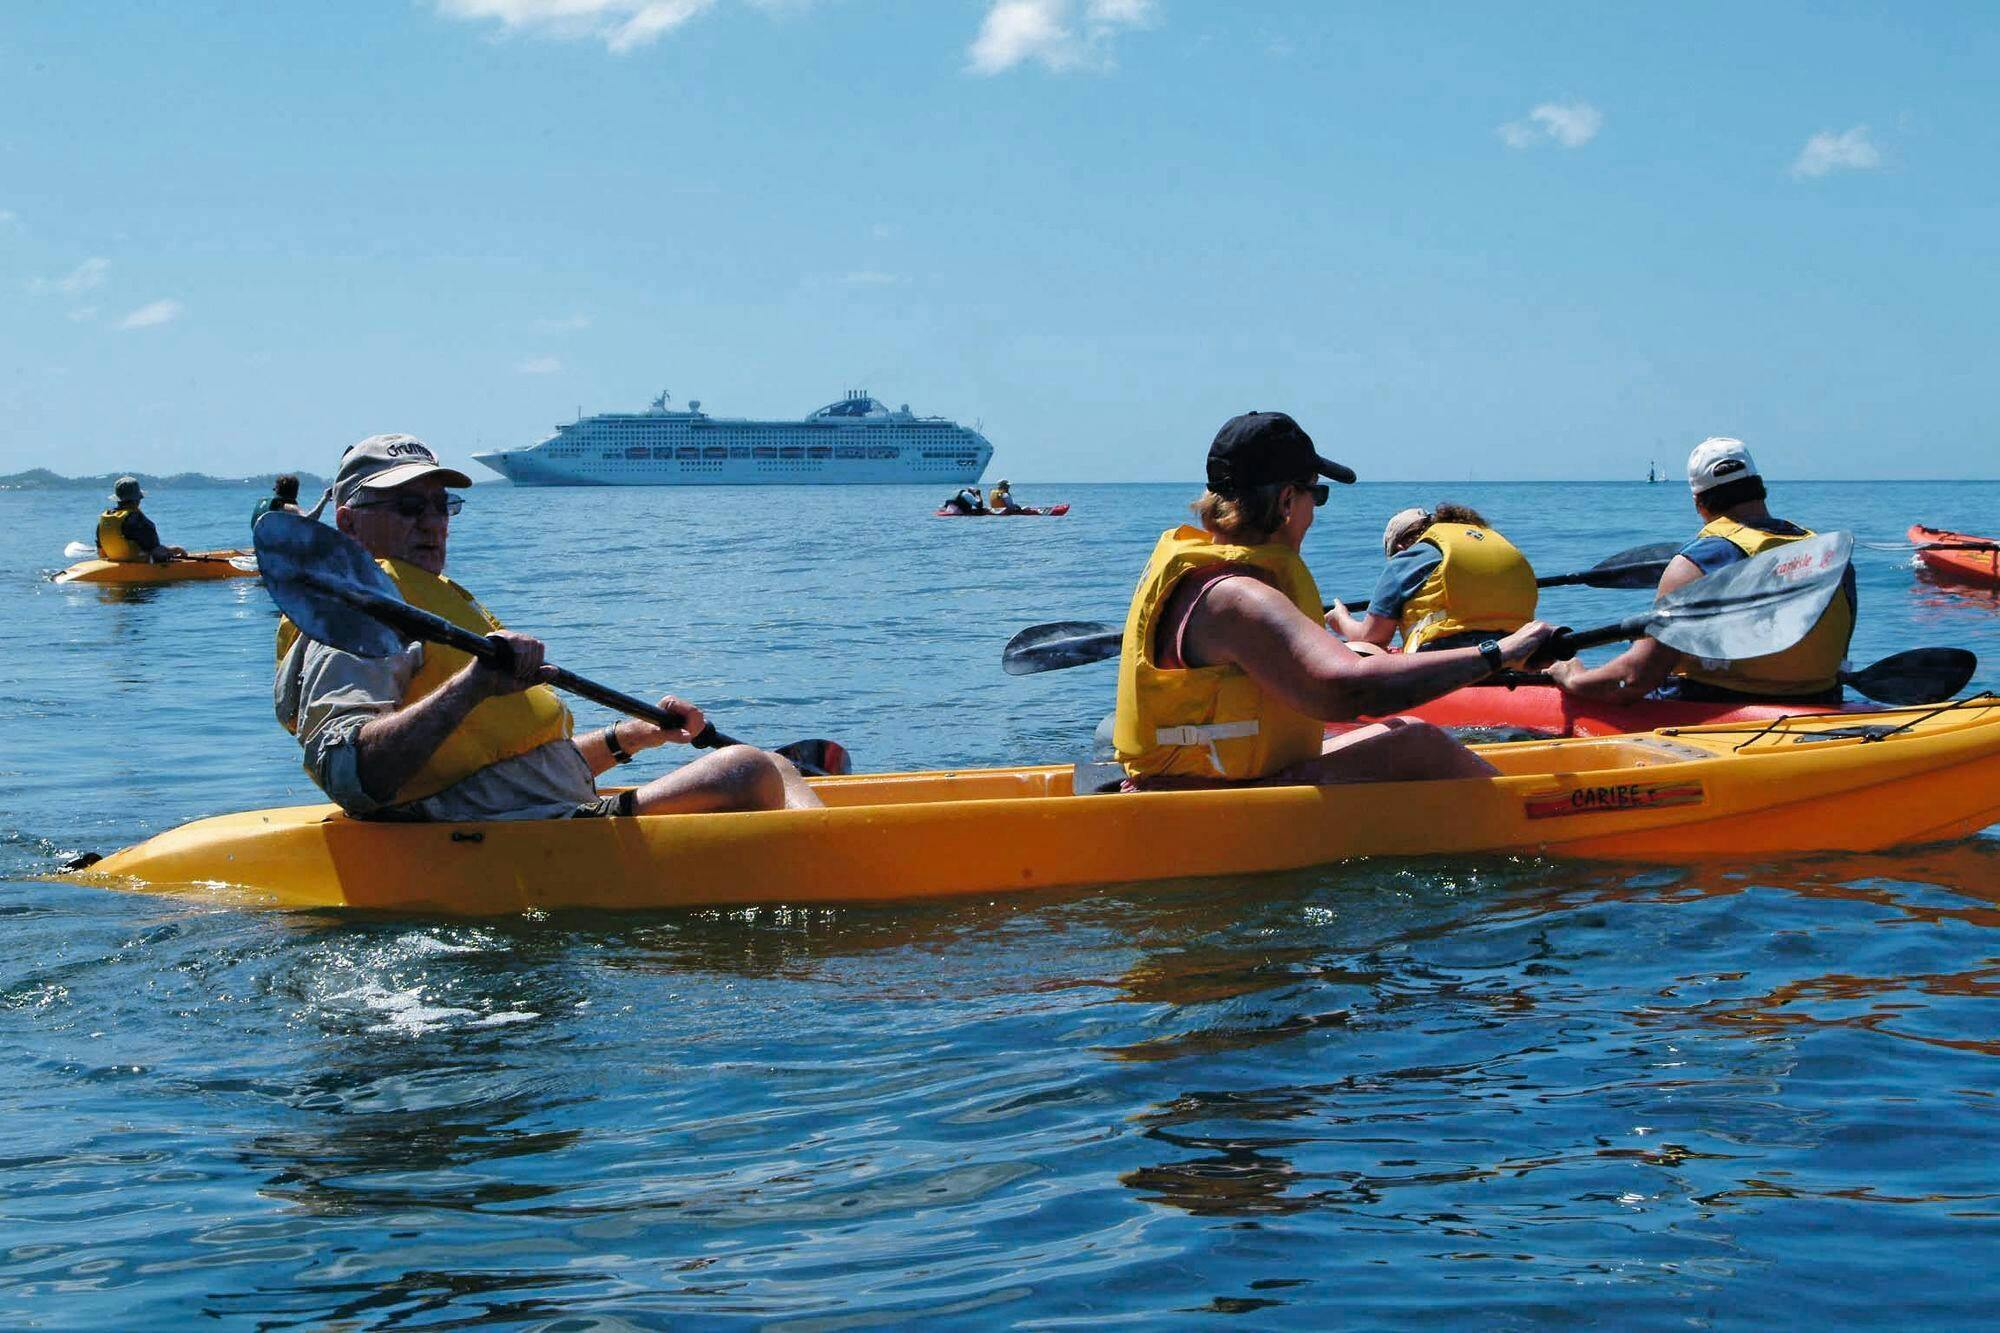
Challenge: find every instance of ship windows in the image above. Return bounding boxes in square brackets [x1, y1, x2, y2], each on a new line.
[704, 447, 728, 460]
[730, 447, 751, 459]
[868, 446, 898, 460]
[675, 447, 701, 460]
[779, 447, 804, 460]
[753, 447, 777, 459]
[806, 446, 831, 460]
[836, 446, 866, 460]
[626, 447, 651, 459]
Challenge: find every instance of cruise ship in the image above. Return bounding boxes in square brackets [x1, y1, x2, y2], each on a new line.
[471, 390, 993, 486]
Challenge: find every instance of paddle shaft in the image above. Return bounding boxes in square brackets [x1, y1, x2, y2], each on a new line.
[1338, 556, 1668, 616]
[332, 578, 733, 750]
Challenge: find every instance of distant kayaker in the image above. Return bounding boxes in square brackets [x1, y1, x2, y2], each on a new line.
[1113, 412, 1558, 788]
[251, 473, 332, 536]
[987, 480, 1021, 513]
[95, 476, 188, 564]
[943, 486, 987, 515]
[1326, 504, 1537, 653]
[275, 434, 822, 822]
[1547, 437, 1856, 704]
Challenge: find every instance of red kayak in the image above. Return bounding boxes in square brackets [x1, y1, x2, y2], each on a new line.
[1910, 524, 2000, 590]
[1351, 681, 1855, 738]
[935, 503, 1070, 518]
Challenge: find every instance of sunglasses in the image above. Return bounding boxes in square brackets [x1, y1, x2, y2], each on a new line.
[353, 492, 464, 519]
[1299, 482, 1331, 507]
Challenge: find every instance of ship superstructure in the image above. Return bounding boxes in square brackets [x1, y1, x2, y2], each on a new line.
[472, 390, 992, 486]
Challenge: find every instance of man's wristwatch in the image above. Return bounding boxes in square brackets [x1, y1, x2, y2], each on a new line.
[604, 723, 635, 764]
[1477, 639, 1506, 676]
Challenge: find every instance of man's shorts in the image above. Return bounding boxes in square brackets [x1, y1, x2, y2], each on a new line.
[573, 789, 640, 818]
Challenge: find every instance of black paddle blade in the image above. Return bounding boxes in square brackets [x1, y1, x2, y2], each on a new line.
[254, 511, 407, 658]
[1842, 647, 1977, 706]
[1002, 620, 1123, 675]
[1645, 530, 1853, 662]
[1578, 540, 1681, 589]
[778, 739, 852, 777]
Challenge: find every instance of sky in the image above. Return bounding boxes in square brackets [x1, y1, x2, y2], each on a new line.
[2, 1, 1996, 483]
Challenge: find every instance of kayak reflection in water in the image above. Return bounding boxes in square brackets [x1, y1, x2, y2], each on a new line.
[250, 472, 332, 538]
[1112, 412, 1559, 790]
[1325, 502, 1537, 656]
[1546, 436, 1857, 706]
[942, 486, 987, 515]
[95, 475, 189, 564]
[274, 434, 822, 822]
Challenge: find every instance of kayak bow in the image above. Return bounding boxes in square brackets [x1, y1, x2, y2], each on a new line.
[70, 701, 2000, 915]
[1910, 524, 2000, 590]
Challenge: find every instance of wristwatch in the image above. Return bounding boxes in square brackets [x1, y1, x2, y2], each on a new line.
[604, 723, 635, 764]
[1477, 639, 1505, 675]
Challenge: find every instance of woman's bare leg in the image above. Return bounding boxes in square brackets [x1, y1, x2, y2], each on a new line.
[1287, 718, 1497, 784]
[629, 746, 825, 814]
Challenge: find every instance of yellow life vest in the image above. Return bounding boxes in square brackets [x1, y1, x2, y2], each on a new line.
[277, 558, 574, 804]
[1113, 526, 1327, 782]
[95, 508, 144, 562]
[1397, 523, 1538, 652]
[1675, 515, 1854, 697]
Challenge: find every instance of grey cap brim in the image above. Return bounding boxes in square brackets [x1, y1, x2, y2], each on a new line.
[351, 461, 475, 495]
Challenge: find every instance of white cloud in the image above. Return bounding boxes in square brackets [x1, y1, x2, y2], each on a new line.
[516, 355, 562, 374]
[437, 0, 723, 53]
[31, 256, 109, 296]
[1790, 126, 1881, 180]
[968, 0, 1155, 75]
[0, 210, 17, 227]
[840, 270, 904, 287]
[534, 313, 592, 333]
[117, 299, 182, 330]
[1499, 100, 1603, 150]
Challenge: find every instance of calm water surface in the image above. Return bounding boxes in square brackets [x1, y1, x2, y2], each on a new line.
[2, 479, 1998, 1327]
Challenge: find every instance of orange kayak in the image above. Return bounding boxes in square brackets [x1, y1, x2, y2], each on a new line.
[54, 550, 258, 584]
[1909, 525, 2000, 590]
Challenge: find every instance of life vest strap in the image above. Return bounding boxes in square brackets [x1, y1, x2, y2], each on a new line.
[1155, 721, 1260, 747]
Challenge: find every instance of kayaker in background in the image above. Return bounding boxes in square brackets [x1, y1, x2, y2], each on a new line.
[1113, 412, 1558, 788]
[943, 486, 987, 515]
[94, 476, 188, 564]
[275, 434, 822, 822]
[1547, 437, 1856, 704]
[251, 473, 332, 536]
[1326, 503, 1537, 654]
[987, 480, 1021, 513]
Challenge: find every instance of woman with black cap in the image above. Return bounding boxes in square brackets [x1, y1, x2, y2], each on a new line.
[1111, 411, 1557, 790]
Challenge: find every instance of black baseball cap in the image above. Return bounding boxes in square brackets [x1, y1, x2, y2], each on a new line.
[1206, 412, 1358, 497]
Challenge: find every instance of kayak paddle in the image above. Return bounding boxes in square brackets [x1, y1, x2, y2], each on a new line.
[1002, 539, 1685, 676]
[1489, 646, 1975, 706]
[253, 512, 851, 778]
[62, 539, 257, 572]
[1539, 530, 1853, 663]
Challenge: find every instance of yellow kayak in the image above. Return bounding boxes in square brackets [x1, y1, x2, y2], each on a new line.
[72, 702, 2000, 916]
[54, 550, 257, 584]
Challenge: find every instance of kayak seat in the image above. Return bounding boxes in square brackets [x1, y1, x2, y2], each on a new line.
[1070, 761, 1127, 795]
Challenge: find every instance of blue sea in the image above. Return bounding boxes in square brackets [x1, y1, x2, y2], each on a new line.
[2, 478, 1998, 1328]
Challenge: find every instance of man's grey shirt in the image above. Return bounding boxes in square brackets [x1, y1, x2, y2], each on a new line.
[275, 635, 595, 820]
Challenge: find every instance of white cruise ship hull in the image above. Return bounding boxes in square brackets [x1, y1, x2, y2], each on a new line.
[473, 392, 993, 487]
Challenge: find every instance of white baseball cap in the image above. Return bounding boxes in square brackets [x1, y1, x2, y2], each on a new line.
[334, 434, 473, 508]
[1382, 507, 1430, 556]
[1686, 437, 1760, 496]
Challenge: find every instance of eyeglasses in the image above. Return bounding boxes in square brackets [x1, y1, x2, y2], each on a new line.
[353, 492, 464, 519]
[1301, 482, 1331, 507]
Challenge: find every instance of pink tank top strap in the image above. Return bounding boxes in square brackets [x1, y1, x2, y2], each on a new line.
[1156, 564, 1272, 670]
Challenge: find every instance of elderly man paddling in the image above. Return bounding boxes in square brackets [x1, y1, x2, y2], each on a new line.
[276, 434, 820, 820]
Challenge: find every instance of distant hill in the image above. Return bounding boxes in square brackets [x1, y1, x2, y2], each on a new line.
[0, 468, 332, 492]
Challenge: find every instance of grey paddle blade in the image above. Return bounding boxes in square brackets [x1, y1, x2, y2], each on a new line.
[1842, 647, 1976, 706]
[1002, 620, 1123, 675]
[254, 510, 407, 659]
[1647, 530, 1853, 663]
[1578, 541, 1681, 589]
